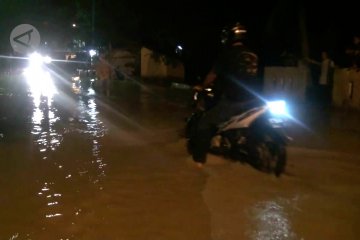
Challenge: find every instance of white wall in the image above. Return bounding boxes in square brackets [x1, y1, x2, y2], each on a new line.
[140, 47, 184, 80]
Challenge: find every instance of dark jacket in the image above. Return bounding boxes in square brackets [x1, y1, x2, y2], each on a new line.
[213, 44, 258, 101]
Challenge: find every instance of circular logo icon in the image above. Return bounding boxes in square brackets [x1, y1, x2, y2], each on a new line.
[10, 24, 41, 54]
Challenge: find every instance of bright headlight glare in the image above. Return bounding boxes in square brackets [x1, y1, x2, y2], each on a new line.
[28, 52, 52, 65]
[267, 100, 287, 115]
[28, 52, 44, 66]
[24, 53, 55, 97]
[43, 56, 52, 63]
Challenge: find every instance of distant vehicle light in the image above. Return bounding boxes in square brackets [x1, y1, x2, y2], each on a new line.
[28, 52, 43, 66]
[89, 49, 97, 57]
[28, 52, 52, 65]
[234, 29, 246, 34]
[72, 76, 80, 81]
[43, 56, 52, 64]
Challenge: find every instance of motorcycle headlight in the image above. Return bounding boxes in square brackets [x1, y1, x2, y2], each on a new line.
[267, 100, 287, 115]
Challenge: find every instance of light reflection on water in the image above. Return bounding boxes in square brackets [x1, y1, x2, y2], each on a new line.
[249, 197, 301, 240]
[76, 96, 107, 180]
[38, 181, 64, 219]
[29, 83, 108, 228]
[30, 83, 107, 162]
[31, 93, 62, 156]
[76, 96, 107, 138]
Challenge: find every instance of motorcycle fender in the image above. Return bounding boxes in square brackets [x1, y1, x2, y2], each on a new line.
[220, 107, 267, 132]
[266, 127, 291, 145]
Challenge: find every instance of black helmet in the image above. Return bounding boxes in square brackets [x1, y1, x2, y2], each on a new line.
[221, 22, 247, 45]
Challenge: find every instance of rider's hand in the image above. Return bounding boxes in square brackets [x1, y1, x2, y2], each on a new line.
[193, 85, 203, 91]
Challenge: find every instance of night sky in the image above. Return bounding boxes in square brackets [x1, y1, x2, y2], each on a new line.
[0, 0, 358, 72]
[89, 0, 360, 68]
[132, 0, 359, 74]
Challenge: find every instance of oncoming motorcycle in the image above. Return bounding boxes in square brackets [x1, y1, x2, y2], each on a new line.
[185, 87, 291, 176]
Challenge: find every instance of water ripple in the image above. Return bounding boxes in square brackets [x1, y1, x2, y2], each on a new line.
[30, 94, 63, 157]
[249, 198, 300, 240]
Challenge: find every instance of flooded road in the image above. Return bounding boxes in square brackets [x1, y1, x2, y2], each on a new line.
[0, 82, 359, 239]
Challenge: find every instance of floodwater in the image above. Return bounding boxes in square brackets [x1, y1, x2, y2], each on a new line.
[0, 82, 359, 240]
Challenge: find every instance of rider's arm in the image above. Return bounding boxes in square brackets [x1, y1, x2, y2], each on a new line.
[193, 68, 217, 91]
[203, 69, 217, 88]
[306, 57, 321, 65]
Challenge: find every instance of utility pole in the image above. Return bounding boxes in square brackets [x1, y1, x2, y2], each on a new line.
[92, 0, 95, 47]
[298, 1, 311, 88]
[299, 3, 309, 60]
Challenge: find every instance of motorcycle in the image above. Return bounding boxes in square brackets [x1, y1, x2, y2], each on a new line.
[71, 69, 96, 89]
[185, 86, 291, 176]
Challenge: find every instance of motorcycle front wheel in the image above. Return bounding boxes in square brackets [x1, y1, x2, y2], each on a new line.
[249, 134, 287, 177]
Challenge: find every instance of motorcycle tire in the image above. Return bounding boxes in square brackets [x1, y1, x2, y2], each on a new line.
[249, 135, 287, 177]
[274, 144, 287, 177]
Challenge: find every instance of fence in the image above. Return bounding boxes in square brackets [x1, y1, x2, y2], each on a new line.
[332, 69, 360, 109]
[264, 66, 360, 109]
[263, 66, 308, 102]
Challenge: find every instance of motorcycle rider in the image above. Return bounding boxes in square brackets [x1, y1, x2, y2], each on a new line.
[190, 23, 259, 168]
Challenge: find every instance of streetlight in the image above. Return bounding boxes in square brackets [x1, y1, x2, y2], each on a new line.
[92, 0, 95, 47]
[176, 45, 183, 55]
[72, 23, 77, 28]
[89, 49, 97, 58]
